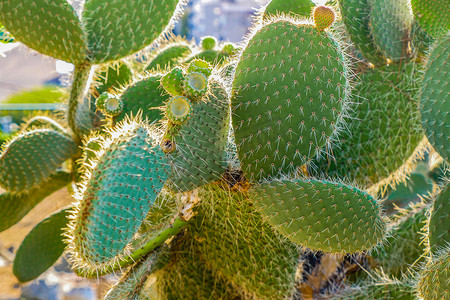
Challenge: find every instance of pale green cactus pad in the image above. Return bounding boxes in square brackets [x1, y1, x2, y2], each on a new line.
[232, 18, 349, 182]
[417, 247, 450, 300]
[252, 178, 386, 253]
[83, 0, 180, 63]
[13, 208, 70, 282]
[191, 183, 300, 299]
[428, 182, 449, 252]
[0, 0, 86, 63]
[338, 0, 385, 65]
[0, 171, 71, 233]
[145, 43, 192, 71]
[420, 33, 450, 162]
[166, 80, 229, 192]
[312, 62, 423, 187]
[264, 0, 315, 18]
[0, 129, 78, 192]
[68, 121, 170, 268]
[369, 0, 413, 61]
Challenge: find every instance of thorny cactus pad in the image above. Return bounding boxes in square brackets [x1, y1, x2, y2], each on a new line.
[232, 17, 350, 182]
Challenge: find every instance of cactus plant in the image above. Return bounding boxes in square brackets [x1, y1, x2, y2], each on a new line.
[0, 0, 449, 299]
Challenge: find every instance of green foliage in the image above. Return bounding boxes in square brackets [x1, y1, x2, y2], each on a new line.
[264, 0, 315, 18]
[13, 208, 70, 282]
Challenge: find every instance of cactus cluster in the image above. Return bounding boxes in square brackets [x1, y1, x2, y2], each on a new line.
[0, 0, 448, 299]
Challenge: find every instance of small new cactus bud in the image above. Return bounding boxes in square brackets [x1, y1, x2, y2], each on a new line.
[313, 6, 335, 31]
[166, 96, 192, 124]
[161, 67, 185, 96]
[201, 36, 217, 50]
[187, 59, 212, 77]
[184, 72, 208, 99]
[221, 43, 237, 56]
[95, 92, 109, 111]
[103, 97, 123, 116]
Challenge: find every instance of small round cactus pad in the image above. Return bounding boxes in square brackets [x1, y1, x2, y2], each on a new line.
[232, 19, 349, 182]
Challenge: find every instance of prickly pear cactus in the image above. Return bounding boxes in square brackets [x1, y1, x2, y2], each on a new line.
[1, 0, 449, 299]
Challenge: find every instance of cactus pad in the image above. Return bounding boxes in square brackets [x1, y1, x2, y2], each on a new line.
[165, 80, 229, 192]
[115, 75, 169, 124]
[417, 247, 450, 300]
[191, 183, 300, 299]
[161, 67, 185, 96]
[13, 208, 70, 282]
[338, 0, 385, 65]
[82, 0, 180, 63]
[312, 63, 423, 187]
[252, 178, 386, 253]
[411, 0, 450, 38]
[0, 129, 78, 192]
[68, 120, 170, 268]
[420, 33, 450, 161]
[232, 19, 349, 182]
[264, 0, 315, 18]
[145, 43, 192, 71]
[0, 171, 71, 233]
[0, 0, 86, 63]
[369, 0, 413, 61]
[428, 183, 450, 252]
[165, 96, 191, 124]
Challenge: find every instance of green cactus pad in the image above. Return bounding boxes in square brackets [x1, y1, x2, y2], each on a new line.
[417, 247, 450, 300]
[252, 178, 386, 253]
[83, 0, 180, 63]
[369, 0, 413, 61]
[338, 0, 386, 65]
[165, 80, 229, 192]
[93, 62, 133, 96]
[428, 183, 450, 252]
[373, 206, 428, 277]
[312, 63, 423, 187]
[411, 0, 450, 38]
[116, 75, 169, 124]
[187, 59, 212, 77]
[264, 0, 315, 18]
[411, 21, 435, 57]
[184, 49, 229, 66]
[68, 121, 170, 267]
[75, 96, 102, 135]
[0, 171, 71, 233]
[191, 183, 300, 299]
[334, 278, 415, 299]
[145, 43, 192, 71]
[420, 33, 450, 161]
[0, 129, 78, 192]
[161, 67, 185, 96]
[22, 116, 66, 133]
[0, 0, 86, 63]
[232, 19, 349, 182]
[13, 208, 70, 282]
[155, 231, 240, 300]
[201, 36, 217, 50]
